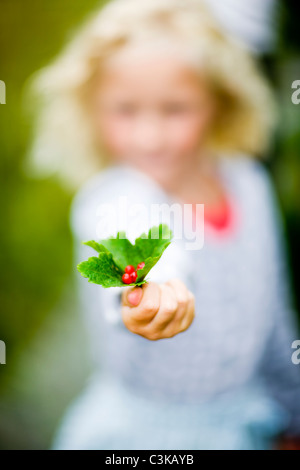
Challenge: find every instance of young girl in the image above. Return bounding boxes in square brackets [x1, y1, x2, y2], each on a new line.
[27, 0, 300, 450]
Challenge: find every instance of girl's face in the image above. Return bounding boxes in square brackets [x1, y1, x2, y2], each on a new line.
[90, 44, 216, 190]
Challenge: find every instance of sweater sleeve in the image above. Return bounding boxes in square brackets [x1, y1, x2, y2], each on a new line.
[253, 162, 300, 437]
[69, 164, 195, 363]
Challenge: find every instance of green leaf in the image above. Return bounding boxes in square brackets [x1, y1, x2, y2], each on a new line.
[77, 223, 173, 288]
[83, 240, 110, 254]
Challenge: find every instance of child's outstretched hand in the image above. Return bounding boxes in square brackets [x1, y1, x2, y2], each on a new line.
[121, 279, 195, 340]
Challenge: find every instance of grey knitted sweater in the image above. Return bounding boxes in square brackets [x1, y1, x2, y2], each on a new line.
[70, 154, 300, 436]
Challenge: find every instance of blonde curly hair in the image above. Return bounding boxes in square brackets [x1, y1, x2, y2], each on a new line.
[23, 0, 278, 191]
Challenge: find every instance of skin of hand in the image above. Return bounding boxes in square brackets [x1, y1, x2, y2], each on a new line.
[121, 279, 195, 341]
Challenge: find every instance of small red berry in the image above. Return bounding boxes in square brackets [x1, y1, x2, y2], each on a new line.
[122, 273, 132, 284]
[125, 265, 136, 274]
[130, 271, 138, 283]
[137, 262, 145, 270]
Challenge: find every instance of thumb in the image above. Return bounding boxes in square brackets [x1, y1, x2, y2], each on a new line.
[124, 286, 143, 307]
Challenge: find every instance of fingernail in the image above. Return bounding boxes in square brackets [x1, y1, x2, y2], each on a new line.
[127, 287, 143, 306]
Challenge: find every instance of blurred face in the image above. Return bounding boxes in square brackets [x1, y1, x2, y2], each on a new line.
[90, 43, 216, 190]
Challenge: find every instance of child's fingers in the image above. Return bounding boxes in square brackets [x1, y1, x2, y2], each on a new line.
[165, 278, 190, 322]
[147, 284, 178, 331]
[159, 285, 195, 338]
[125, 286, 144, 307]
[122, 284, 144, 307]
[122, 281, 160, 324]
[121, 280, 195, 340]
[179, 291, 195, 332]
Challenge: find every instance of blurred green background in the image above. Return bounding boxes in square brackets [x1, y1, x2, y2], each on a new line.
[0, 0, 299, 449]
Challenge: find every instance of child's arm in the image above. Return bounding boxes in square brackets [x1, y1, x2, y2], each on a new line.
[69, 164, 195, 343]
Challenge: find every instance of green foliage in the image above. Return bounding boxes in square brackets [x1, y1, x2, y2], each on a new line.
[0, 0, 103, 392]
[78, 224, 173, 287]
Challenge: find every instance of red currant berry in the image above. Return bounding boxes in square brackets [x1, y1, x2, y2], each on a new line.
[122, 273, 132, 284]
[130, 271, 138, 283]
[137, 262, 145, 270]
[125, 265, 136, 274]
